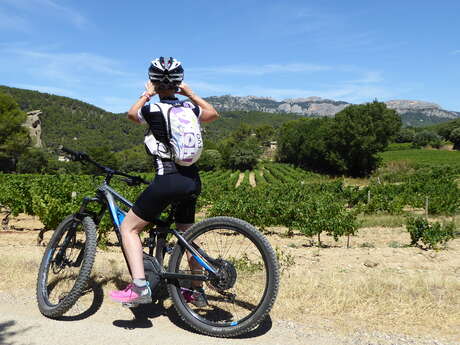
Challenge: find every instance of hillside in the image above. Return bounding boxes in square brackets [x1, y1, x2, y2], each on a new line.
[0, 85, 144, 152]
[3, 85, 459, 155]
[0, 86, 301, 152]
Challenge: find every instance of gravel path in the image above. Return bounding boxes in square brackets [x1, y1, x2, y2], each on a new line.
[249, 172, 256, 187]
[235, 172, 244, 187]
[0, 291, 457, 345]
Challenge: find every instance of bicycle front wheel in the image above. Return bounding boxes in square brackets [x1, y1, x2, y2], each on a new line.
[36, 215, 97, 318]
[167, 217, 280, 337]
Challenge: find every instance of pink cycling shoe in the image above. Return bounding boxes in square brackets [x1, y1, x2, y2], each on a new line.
[109, 283, 152, 304]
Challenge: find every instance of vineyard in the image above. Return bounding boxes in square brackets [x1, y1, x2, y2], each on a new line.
[1, 163, 459, 247]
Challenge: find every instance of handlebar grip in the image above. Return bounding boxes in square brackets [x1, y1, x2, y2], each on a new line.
[60, 146, 77, 155]
[60, 146, 88, 162]
[122, 176, 150, 186]
[139, 177, 150, 185]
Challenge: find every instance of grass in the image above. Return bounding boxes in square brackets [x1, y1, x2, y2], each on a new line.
[357, 214, 406, 228]
[380, 148, 460, 168]
[1, 225, 460, 340]
[274, 270, 460, 337]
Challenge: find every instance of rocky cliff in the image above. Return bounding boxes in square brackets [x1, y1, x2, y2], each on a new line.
[205, 95, 349, 117]
[205, 96, 459, 126]
[23, 110, 42, 147]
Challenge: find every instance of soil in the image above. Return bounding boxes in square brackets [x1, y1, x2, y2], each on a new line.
[0, 214, 459, 345]
[235, 172, 244, 188]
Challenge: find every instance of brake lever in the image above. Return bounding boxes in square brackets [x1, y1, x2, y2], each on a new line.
[122, 176, 150, 186]
[121, 178, 137, 186]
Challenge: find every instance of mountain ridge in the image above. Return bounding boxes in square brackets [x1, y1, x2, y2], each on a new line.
[204, 95, 460, 126]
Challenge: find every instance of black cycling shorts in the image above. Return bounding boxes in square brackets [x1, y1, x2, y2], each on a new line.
[132, 170, 201, 224]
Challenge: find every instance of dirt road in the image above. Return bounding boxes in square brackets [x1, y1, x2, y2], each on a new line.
[0, 289, 327, 345]
[1, 220, 458, 345]
[1, 289, 458, 345]
[0, 291, 458, 345]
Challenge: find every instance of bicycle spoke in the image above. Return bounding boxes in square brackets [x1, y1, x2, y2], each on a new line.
[174, 227, 268, 326]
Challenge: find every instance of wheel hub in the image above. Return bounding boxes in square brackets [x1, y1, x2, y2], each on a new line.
[209, 259, 237, 291]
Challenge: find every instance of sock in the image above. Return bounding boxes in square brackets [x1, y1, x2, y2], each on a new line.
[133, 278, 147, 288]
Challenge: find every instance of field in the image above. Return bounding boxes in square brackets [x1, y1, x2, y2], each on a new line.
[0, 213, 459, 344]
[1, 151, 460, 344]
[380, 147, 460, 167]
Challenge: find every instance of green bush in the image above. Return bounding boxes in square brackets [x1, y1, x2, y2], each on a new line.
[406, 216, 455, 249]
[197, 149, 223, 171]
[412, 130, 442, 148]
[277, 101, 401, 176]
[449, 127, 460, 150]
[0, 93, 30, 172]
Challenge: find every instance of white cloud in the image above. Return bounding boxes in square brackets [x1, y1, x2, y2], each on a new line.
[188, 68, 405, 106]
[187, 61, 391, 104]
[1, 46, 130, 84]
[188, 63, 331, 76]
[0, 0, 88, 30]
[451, 50, 460, 55]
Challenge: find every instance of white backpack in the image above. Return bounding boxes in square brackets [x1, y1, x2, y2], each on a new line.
[144, 102, 203, 166]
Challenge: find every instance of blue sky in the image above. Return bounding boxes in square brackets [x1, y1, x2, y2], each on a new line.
[1, 0, 459, 113]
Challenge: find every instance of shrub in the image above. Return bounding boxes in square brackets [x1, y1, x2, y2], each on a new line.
[449, 127, 460, 150]
[412, 130, 442, 148]
[277, 101, 401, 176]
[406, 216, 455, 249]
[197, 149, 223, 171]
[395, 128, 416, 143]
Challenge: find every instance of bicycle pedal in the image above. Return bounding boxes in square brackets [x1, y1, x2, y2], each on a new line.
[122, 302, 140, 308]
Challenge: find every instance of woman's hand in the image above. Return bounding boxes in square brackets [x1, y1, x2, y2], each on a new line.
[176, 82, 194, 97]
[145, 80, 157, 97]
[176, 82, 219, 123]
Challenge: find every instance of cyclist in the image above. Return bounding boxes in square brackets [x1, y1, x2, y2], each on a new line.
[109, 57, 219, 306]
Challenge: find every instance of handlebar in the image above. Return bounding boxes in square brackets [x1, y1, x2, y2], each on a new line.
[59, 146, 150, 186]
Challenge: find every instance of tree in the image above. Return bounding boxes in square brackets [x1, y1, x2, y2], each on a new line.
[254, 125, 275, 146]
[412, 130, 442, 148]
[328, 101, 401, 176]
[225, 137, 262, 170]
[80, 145, 120, 174]
[197, 149, 223, 171]
[16, 147, 49, 173]
[395, 128, 416, 143]
[218, 124, 263, 170]
[277, 101, 401, 176]
[114, 145, 153, 172]
[0, 93, 30, 172]
[277, 118, 337, 172]
[449, 127, 460, 150]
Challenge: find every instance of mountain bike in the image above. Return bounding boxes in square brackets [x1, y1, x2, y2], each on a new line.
[36, 147, 280, 337]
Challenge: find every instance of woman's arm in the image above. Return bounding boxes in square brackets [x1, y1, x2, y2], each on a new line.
[127, 81, 157, 124]
[178, 83, 219, 123]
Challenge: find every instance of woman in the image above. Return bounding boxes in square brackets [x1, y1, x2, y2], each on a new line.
[109, 57, 219, 306]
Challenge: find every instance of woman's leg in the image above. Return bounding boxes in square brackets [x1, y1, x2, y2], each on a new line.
[176, 223, 203, 288]
[110, 210, 152, 304]
[120, 209, 150, 279]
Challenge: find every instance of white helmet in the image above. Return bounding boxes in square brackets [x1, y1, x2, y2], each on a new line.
[148, 56, 184, 89]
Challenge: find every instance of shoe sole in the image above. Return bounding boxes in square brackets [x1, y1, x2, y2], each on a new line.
[111, 295, 152, 304]
[191, 300, 208, 308]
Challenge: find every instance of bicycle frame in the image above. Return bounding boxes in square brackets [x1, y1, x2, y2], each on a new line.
[77, 180, 218, 284]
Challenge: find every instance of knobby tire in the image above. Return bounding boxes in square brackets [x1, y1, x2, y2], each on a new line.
[36, 215, 97, 318]
[167, 216, 280, 337]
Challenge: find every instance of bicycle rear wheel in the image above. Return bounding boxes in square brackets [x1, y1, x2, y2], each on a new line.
[167, 217, 279, 337]
[36, 215, 97, 318]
